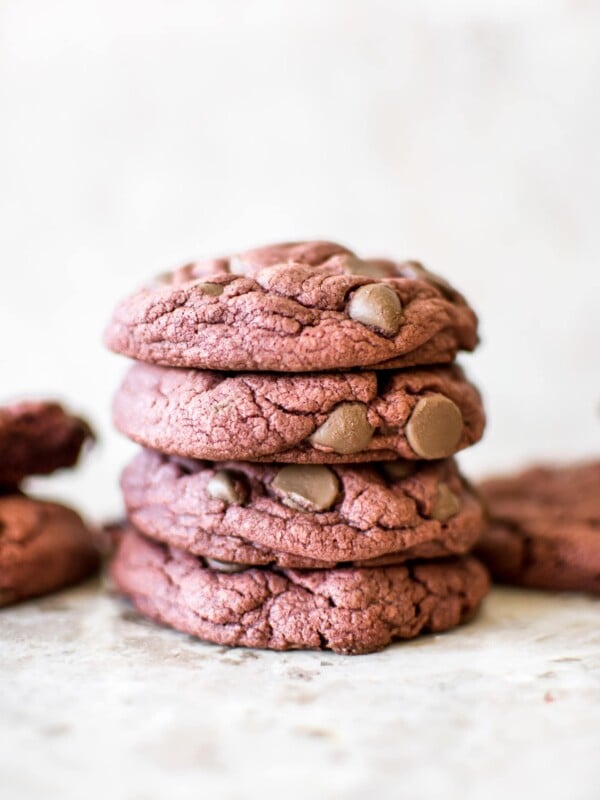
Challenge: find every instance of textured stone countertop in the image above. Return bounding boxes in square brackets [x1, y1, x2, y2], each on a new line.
[1, 579, 599, 800]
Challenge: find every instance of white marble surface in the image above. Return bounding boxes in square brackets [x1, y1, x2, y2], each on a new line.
[1, 580, 599, 800]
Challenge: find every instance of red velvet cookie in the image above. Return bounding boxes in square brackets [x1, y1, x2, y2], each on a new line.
[112, 528, 489, 654]
[121, 450, 485, 565]
[477, 461, 600, 593]
[113, 363, 484, 463]
[0, 495, 99, 606]
[104, 241, 478, 372]
[0, 400, 93, 485]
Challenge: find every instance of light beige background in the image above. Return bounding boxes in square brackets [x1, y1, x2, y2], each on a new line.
[1, 6, 600, 800]
[1, 0, 599, 518]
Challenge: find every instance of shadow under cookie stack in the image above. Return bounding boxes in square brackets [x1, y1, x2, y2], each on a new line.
[105, 241, 489, 654]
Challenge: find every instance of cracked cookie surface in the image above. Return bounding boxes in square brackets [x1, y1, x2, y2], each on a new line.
[113, 362, 484, 463]
[112, 528, 489, 654]
[104, 241, 478, 372]
[476, 461, 600, 593]
[0, 495, 99, 606]
[121, 450, 485, 564]
[0, 401, 93, 485]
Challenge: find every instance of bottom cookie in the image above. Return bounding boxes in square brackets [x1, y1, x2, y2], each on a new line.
[0, 495, 99, 606]
[477, 461, 600, 593]
[112, 528, 489, 655]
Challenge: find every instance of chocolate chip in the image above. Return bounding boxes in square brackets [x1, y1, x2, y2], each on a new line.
[205, 558, 249, 573]
[310, 402, 374, 455]
[271, 465, 339, 512]
[430, 483, 460, 521]
[399, 261, 453, 297]
[406, 395, 463, 459]
[339, 255, 391, 278]
[381, 461, 416, 480]
[206, 470, 245, 505]
[195, 282, 224, 296]
[147, 271, 172, 289]
[347, 284, 402, 336]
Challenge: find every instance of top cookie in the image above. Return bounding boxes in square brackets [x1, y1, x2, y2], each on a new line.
[0, 401, 93, 485]
[104, 241, 479, 372]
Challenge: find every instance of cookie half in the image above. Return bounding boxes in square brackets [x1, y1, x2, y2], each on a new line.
[477, 461, 600, 593]
[104, 241, 478, 372]
[121, 450, 485, 565]
[0, 495, 99, 606]
[112, 528, 489, 654]
[114, 363, 484, 463]
[0, 400, 93, 485]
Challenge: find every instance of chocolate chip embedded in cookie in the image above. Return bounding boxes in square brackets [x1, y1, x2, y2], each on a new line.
[477, 461, 600, 593]
[0, 495, 99, 606]
[406, 395, 464, 459]
[206, 469, 248, 505]
[120, 450, 485, 565]
[309, 403, 375, 455]
[271, 465, 340, 512]
[104, 241, 479, 371]
[112, 528, 490, 654]
[347, 283, 403, 336]
[112, 363, 484, 463]
[0, 401, 93, 485]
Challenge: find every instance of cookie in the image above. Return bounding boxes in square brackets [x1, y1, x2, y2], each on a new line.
[477, 461, 600, 593]
[104, 241, 478, 372]
[121, 449, 485, 565]
[0, 495, 99, 606]
[0, 400, 93, 485]
[112, 528, 490, 654]
[113, 363, 484, 463]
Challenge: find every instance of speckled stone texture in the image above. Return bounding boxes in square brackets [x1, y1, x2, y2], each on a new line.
[0, 400, 93, 485]
[121, 450, 484, 565]
[113, 362, 484, 462]
[0, 495, 99, 606]
[104, 241, 478, 372]
[112, 528, 490, 654]
[477, 461, 600, 593]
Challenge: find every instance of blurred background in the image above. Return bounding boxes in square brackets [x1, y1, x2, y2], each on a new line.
[1, 0, 598, 519]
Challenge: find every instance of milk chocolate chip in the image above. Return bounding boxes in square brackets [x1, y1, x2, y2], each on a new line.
[339, 255, 391, 278]
[195, 282, 224, 296]
[430, 483, 460, 521]
[381, 461, 416, 480]
[399, 261, 453, 297]
[205, 558, 249, 573]
[206, 470, 245, 505]
[347, 283, 402, 336]
[310, 402, 374, 455]
[147, 271, 172, 289]
[271, 465, 339, 512]
[406, 395, 463, 459]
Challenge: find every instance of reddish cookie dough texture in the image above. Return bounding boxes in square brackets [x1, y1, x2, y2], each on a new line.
[104, 241, 479, 372]
[112, 529, 490, 654]
[0, 495, 99, 606]
[113, 362, 484, 463]
[477, 461, 600, 593]
[121, 450, 485, 565]
[0, 401, 93, 485]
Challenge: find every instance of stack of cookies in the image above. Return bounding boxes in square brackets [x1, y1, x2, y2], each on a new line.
[105, 241, 489, 654]
[0, 400, 98, 606]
